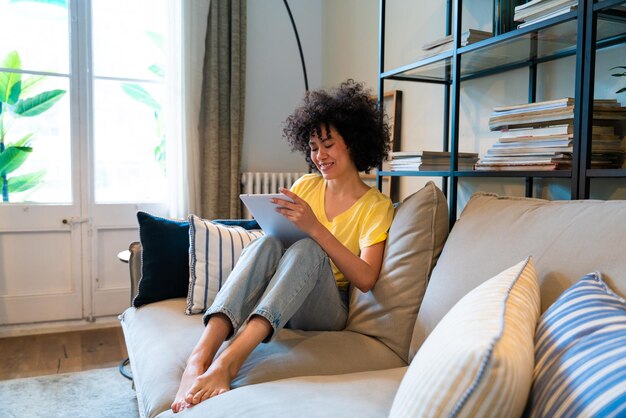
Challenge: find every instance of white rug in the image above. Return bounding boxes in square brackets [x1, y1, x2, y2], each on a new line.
[0, 366, 139, 418]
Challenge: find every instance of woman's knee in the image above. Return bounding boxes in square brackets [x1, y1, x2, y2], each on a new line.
[251, 234, 283, 254]
[287, 238, 324, 256]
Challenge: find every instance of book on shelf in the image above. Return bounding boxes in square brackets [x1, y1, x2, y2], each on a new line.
[483, 98, 626, 171]
[389, 160, 422, 171]
[422, 29, 492, 50]
[492, 98, 618, 114]
[391, 151, 422, 158]
[499, 123, 614, 138]
[485, 147, 574, 155]
[389, 150, 480, 171]
[499, 134, 572, 143]
[492, 138, 572, 148]
[474, 163, 558, 171]
[479, 154, 571, 164]
[421, 151, 479, 159]
[389, 151, 421, 171]
[517, 5, 577, 28]
[488, 98, 626, 131]
[420, 29, 492, 58]
[514, 0, 577, 21]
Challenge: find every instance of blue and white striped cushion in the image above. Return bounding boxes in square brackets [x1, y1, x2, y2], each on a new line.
[389, 257, 540, 418]
[186, 214, 263, 315]
[526, 272, 626, 418]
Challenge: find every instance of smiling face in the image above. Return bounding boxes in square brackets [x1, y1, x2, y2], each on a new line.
[309, 125, 357, 180]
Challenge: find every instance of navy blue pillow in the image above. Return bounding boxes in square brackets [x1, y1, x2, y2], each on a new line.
[133, 211, 260, 308]
[133, 212, 190, 307]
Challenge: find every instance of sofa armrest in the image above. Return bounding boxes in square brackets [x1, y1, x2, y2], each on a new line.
[128, 241, 142, 303]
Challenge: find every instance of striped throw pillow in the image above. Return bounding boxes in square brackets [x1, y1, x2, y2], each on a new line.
[389, 257, 540, 418]
[186, 214, 264, 315]
[526, 272, 626, 418]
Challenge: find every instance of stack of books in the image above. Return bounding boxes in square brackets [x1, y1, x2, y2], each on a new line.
[487, 97, 626, 131]
[476, 98, 626, 171]
[421, 29, 492, 58]
[514, 0, 577, 28]
[419, 151, 479, 171]
[389, 151, 421, 171]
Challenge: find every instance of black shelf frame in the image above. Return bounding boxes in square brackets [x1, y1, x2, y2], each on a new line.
[377, 0, 626, 225]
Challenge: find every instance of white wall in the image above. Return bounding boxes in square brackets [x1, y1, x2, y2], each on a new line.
[242, 0, 322, 173]
[318, 0, 626, 208]
[321, 0, 379, 89]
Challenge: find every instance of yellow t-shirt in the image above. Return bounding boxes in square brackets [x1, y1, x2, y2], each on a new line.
[290, 173, 394, 290]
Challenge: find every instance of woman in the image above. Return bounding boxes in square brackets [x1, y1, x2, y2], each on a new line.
[172, 80, 394, 412]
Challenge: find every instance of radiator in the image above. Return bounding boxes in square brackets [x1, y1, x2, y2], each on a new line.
[240, 172, 306, 218]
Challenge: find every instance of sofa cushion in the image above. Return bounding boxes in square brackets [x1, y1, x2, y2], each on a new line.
[187, 214, 264, 314]
[134, 211, 190, 307]
[133, 212, 261, 309]
[526, 272, 626, 418]
[347, 181, 448, 363]
[412, 193, 626, 360]
[155, 367, 406, 418]
[390, 258, 539, 418]
[120, 299, 405, 418]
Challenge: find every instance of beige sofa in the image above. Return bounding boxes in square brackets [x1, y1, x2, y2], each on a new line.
[120, 185, 626, 418]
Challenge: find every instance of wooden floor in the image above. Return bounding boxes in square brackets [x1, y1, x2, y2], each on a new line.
[0, 326, 128, 380]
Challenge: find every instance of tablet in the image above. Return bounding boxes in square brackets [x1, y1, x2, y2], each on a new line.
[240, 193, 308, 247]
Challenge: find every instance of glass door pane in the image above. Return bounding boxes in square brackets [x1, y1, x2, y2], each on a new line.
[91, 0, 168, 203]
[0, 0, 71, 204]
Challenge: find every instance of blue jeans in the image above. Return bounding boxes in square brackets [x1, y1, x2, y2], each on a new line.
[203, 235, 348, 342]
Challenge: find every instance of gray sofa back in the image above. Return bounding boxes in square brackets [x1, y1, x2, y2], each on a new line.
[411, 192, 626, 360]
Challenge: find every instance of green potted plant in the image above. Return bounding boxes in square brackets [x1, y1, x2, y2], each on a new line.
[0, 50, 66, 202]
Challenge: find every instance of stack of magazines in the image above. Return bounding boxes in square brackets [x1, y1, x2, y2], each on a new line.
[389, 151, 421, 171]
[514, 0, 577, 28]
[476, 98, 626, 171]
[419, 151, 479, 171]
[421, 29, 492, 58]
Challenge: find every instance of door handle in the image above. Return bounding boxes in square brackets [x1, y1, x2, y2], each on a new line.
[62, 217, 90, 226]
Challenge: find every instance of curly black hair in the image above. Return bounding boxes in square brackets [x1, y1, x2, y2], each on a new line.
[282, 79, 391, 173]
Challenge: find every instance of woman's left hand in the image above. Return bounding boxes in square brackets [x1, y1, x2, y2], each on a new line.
[272, 188, 320, 236]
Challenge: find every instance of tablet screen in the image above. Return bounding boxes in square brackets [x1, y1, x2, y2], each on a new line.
[240, 194, 308, 247]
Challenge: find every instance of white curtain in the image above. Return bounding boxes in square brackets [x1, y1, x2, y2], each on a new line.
[166, 0, 210, 218]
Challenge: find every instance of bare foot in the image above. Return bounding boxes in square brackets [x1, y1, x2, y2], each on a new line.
[185, 359, 235, 405]
[171, 361, 206, 413]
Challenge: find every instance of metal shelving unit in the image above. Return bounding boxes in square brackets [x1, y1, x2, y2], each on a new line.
[377, 0, 626, 225]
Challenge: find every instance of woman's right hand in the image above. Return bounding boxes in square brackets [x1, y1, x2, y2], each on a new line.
[272, 188, 321, 236]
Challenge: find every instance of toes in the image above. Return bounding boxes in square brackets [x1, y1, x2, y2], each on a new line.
[192, 389, 206, 405]
[171, 400, 183, 413]
[201, 391, 213, 402]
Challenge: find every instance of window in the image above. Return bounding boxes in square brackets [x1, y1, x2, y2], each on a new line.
[0, 0, 174, 204]
[0, 0, 71, 203]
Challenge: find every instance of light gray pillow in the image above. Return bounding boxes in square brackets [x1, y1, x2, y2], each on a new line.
[346, 181, 449, 363]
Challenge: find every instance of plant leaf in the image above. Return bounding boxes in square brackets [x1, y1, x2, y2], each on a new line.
[10, 133, 34, 148]
[20, 75, 45, 96]
[9, 0, 67, 7]
[13, 89, 66, 117]
[121, 83, 161, 111]
[146, 31, 164, 50]
[7, 169, 46, 193]
[8, 80, 22, 104]
[149, 64, 165, 79]
[617, 87, 626, 94]
[0, 51, 22, 104]
[0, 146, 32, 175]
